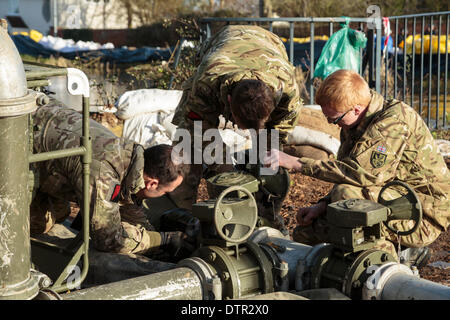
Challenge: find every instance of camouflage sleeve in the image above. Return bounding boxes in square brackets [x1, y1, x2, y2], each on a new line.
[90, 161, 161, 254]
[299, 116, 407, 187]
[189, 78, 224, 126]
[267, 83, 303, 145]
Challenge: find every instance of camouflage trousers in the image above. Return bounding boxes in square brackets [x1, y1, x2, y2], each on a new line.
[292, 184, 442, 259]
[30, 191, 163, 256]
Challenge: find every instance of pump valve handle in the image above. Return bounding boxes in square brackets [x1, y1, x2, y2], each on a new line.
[378, 180, 422, 236]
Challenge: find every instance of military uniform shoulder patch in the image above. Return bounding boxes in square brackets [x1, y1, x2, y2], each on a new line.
[370, 145, 387, 168]
[110, 184, 121, 202]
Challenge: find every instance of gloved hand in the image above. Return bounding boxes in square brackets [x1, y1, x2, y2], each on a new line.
[160, 231, 196, 257]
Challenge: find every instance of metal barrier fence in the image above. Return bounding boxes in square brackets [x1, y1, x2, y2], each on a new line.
[188, 12, 449, 130]
[385, 12, 449, 129]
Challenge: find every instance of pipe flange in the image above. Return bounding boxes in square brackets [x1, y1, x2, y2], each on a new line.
[362, 262, 416, 300]
[0, 272, 40, 300]
[244, 241, 274, 293]
[305, 243, 335, 290]
[0, 90, 37, 117]
[178, 257, 222, 300]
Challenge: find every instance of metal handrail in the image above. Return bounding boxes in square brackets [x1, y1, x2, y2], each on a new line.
[28, 72, 92, 293]
[388, 11, 450, 19]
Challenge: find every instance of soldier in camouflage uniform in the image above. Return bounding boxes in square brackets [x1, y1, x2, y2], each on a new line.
[30, 100, 192, 257]
[170, 25, 303, 231]
[265, 70, 449, 264]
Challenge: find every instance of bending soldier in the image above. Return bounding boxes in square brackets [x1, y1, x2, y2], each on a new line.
[30, 100, 192, 257]
[170, 25, 303, 230]
[264, 69, 450, 267]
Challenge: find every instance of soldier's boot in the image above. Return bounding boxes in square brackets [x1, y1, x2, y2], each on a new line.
[399, 247, 432, 269]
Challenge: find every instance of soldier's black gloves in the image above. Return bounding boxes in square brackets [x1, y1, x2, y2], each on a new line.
[160, 231, 196, 258]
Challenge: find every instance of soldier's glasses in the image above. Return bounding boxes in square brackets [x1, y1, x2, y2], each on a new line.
[330, 109, 352, 125]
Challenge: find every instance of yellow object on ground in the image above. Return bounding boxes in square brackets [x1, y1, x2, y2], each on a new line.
[399, 34, 450, 54]
[281, 35, 329, 43]
[12, 31, 29, 36]
[29, 29, 43, 42]
[11, 29, 43, 42]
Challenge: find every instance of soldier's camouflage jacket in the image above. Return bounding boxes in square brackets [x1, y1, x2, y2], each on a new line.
[298, 90, 450, 232]
[172, 25, 302, 144]
[32, 101, 154, 254]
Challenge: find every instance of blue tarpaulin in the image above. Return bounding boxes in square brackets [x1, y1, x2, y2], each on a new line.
[11, 35, 174, 63]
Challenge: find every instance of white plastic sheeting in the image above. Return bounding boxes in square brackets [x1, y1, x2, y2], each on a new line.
[39, 35, 114, 53]
[115, 89, 183, 120]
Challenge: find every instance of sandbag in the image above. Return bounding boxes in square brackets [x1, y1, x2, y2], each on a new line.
[287, 105, 341, 156]
[283, 144, 330, 161]
[436, 139, 450, 157]
[115, 89, 183, 120]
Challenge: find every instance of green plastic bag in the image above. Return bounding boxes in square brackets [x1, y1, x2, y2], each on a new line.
[313, 18, 367, 80]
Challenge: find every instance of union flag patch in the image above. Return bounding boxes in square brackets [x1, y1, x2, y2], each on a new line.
[376, 145, 387, 153]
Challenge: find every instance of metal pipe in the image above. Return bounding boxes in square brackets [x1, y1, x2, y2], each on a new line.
[29, 146, 86, 163]
[403, 18, 407, 100]
[27, 80, 50, 89]
[0, 24, 39, 300]
[253, 228, 450, 300]
[427, 17, 433, 128]
[375, 20, 382, 93]
[61, 267, 203, 300]
[385, 21, 389, 98]
[420, 17, 425, 116]
[387, 11, 450, 20]
[445, 15, 449, 128]
[289, 22, 294, 65]
[394, 19, 398, 98]
[250, 232, 315, 286]
[310, 21, 315, 103]
[50, 96, 91, 293]
[201, 17, 379, 24]
[381, 273, 450, 300]
[52, 0, 58, 37]
[437, 15, 441, 128]
[359, 22, 363, 76]
[0, 33, 27, 99]
[411, 17, 416, 107]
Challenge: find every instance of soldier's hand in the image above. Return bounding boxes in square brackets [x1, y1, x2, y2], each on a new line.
[296, 201, 327, 226]
[263, 149, 302, 171]
[160, 231, 196, 257]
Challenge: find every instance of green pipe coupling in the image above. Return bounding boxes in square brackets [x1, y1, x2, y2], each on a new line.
[0, 90, 37, 117]
[189, 242, 274, 300]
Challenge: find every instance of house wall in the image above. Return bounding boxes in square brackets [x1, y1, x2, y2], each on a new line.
[0, 0, 137, 35]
